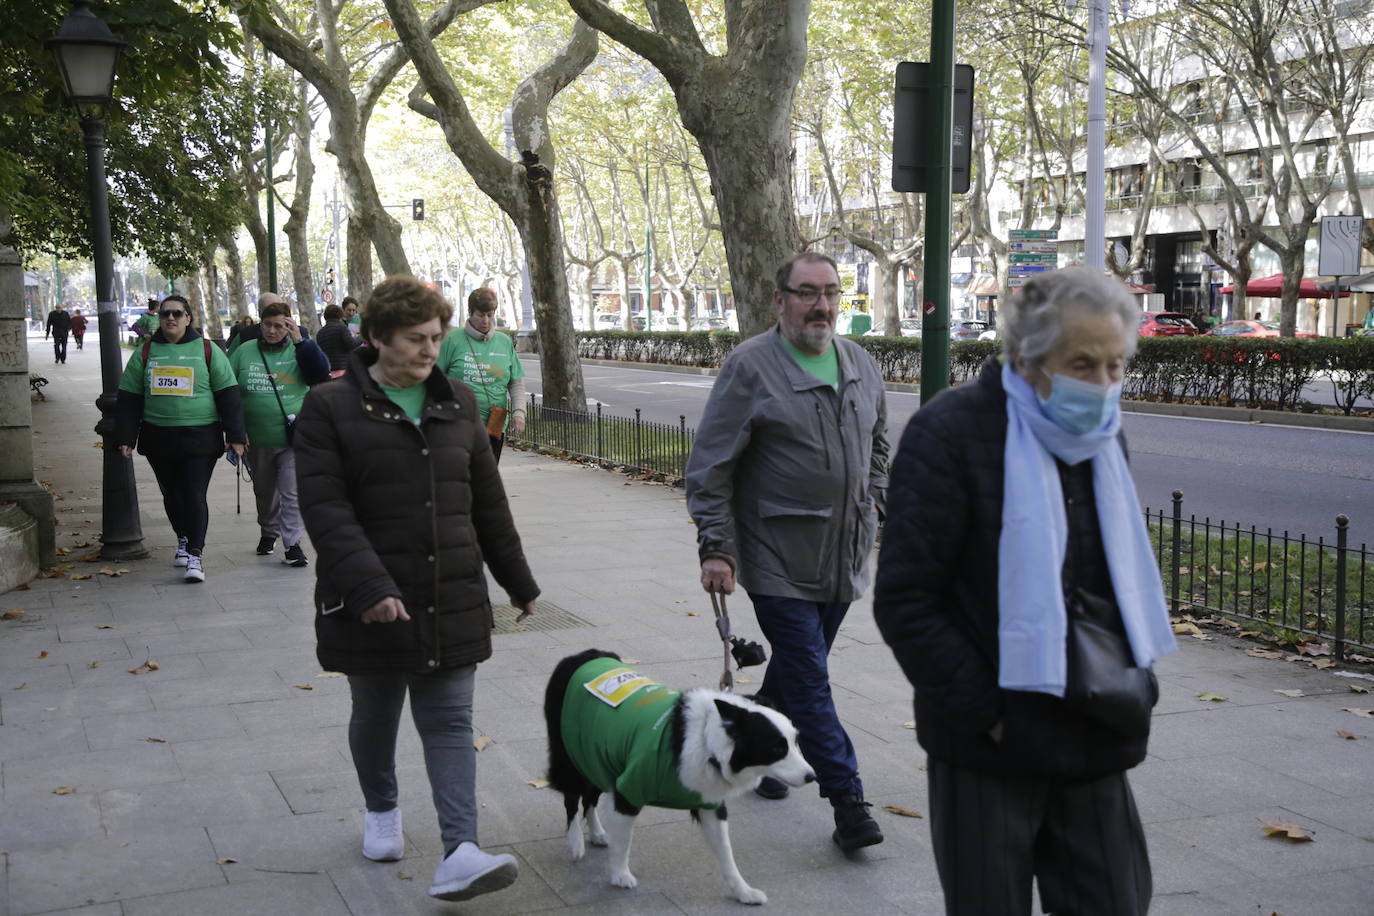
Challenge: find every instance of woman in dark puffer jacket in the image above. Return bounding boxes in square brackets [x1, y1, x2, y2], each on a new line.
[296, 276, 538, 904]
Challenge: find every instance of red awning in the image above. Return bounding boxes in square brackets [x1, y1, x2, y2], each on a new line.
[966, 275, 999, 297]
[1217, 273, 1349, 298]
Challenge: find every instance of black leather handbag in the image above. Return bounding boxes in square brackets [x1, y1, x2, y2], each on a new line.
[1064, 587, 1156, 739]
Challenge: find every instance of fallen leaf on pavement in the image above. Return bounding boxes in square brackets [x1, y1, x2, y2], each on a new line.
[1173, 622, 1202, 636]
[78, 551, 101, 562]
[528, 778, 550, 789]
[13, 683, 26, 690]
[217, 857, 237, 865]
[1273, 689, 1304, 698]
[474, 735, 493, 752]
[398, 872, 414, 880]
[314, 671, 343, 678]
[96, 624, 115, 630]
[1246, 647, 1283, 659]
[97, 568, 125, 577]
[293, 684, 313, 691]
[37, 650, 48, 659]
[69, 574, 91, 581]
[883, 805, 923, 818]
[1342, 708, 1374, 718]
[1301, 644, 1332, 657]
[1190, 632, 1215, 641]
[1337, 730, 1357, 740]
[1197, 692, 1227, 702]
[87, 661, 99, 669]
[1350, 685, 1370, 694]
[902, 721, 916, 729]
[1259, 820, 1314, 842]
[737, 676, 753, 683]
[129, 660, 160, 675]
[1310, 659, 1336, 670]
[141, 737, 166, 743]
[52, 786, 75, 795]
[55, 547, 71, 556]
[687, 611, 699, 616]
[3, 609, 25, 620]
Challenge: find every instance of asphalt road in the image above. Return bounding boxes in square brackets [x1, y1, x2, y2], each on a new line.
[519, 358, 1374, 543]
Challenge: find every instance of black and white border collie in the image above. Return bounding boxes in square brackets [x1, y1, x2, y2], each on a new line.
[544, 649, 814, 905]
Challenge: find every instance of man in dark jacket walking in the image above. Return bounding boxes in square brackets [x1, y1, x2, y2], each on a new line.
[45, 304, 72, 363]
[314, 302, 363, 371]
[685, 251, 889, 854]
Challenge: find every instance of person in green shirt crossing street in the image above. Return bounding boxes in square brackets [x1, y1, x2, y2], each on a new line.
[228, 301, 331, 567]
[437, 287, 525, 462]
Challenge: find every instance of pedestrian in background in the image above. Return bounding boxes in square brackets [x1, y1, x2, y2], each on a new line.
[685, 251, 889, 853]
[228, 300, 330, 567]
[133, 299, 159, 342]
[226, 315, 255, 349]
[874, 267, 1176, 916]
[316, 302, 364, 374]
[437, 287, 525, 461]
[296, 275, 539, 903]
[45, 302, 71, 364]
[113, 294, 246, 583]
[342, 295, 361, 334]
[69, 309, 88, 350]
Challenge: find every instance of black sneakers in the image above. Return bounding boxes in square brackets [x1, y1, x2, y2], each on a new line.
[754, 776, 790, 800]
[283, 544, 309, 568]
[255, 536, 276, 556]
[831, 795, 883, 852]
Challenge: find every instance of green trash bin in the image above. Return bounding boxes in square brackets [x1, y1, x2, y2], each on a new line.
[837, 312, 872, 335]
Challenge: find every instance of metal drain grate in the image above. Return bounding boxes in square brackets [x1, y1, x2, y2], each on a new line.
[492, 601, 593, 635]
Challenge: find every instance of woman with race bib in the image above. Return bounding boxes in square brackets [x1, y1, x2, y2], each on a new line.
[437, 288, 525, 462]
[113, 294, 246, 583]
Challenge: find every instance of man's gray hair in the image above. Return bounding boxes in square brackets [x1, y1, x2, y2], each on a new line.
[1001, 266, 1139, 371]
[775, 252, 840, 295]
[256, 291, 283, 310]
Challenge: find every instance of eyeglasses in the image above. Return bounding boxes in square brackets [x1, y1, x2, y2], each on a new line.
[782, 286, 843, 305]
[159, 310, 185, 319]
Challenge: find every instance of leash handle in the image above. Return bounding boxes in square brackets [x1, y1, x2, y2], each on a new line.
[710, 591, 734, 692]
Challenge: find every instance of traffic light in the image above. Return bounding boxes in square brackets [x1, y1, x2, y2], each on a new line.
[412, 198, 425, 221]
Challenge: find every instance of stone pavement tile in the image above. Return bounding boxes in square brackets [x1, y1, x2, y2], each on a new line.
[0, 660, 75, 696]
[207, 811, 378, 878]
[83, 705, 244, 751]
[56, 617, 180, 645]
[142, 670, 299, 710]
[525, 893, 686, 915]
[67, 650, 207, 689]
[1, 682, 155, 728]
[121, 871, 350, 916]
[228, 693, 353, 738]
[1124, 766, 1207, 824]
[1148, 890, 1239, 915]
[238, 619, 318, 649]
[0, 792, 101, 852]
[5, 824, 222, 915]
[1146, 704, 1300, 761]
[1213, 866, 1374, 916]
[170, 729, 348, 780]
[1289, 793, 1374, 840]
[99, 771, 294, 833]
[1242, 732, 1373, 796]
[516, 833, 687, 910]
[194, 644, 320, 680]
[473, 672, 548, 714]
[330, 848, 563, 916]
[1125, 754, 1342, 817]
[272, 765, 373, 817]
[0, 718, 89, 764]
[2, 742, 181, 802]
[473, 696, 546, 745]
[174, 607, 295, 634]
[1151, 806, 1374, 879]
[1142, 828, 1260, 896]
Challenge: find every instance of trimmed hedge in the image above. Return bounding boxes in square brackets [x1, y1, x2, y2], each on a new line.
[573, 331, 1374, 415]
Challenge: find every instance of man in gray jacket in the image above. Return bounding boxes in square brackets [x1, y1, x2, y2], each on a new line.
[685, 251, 889, 853]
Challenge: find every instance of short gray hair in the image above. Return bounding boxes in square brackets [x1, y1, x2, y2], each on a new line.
[1001, 267, 1139, 371]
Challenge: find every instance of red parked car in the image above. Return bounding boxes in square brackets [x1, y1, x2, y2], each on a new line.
[1204, 320, 1317, 338]
[1138, 312, 1200, 337]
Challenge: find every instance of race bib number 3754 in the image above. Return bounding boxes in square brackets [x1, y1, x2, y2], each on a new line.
[150, 366, 194, 396]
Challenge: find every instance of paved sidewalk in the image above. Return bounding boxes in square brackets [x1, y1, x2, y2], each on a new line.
[3, 333, 1373, 915]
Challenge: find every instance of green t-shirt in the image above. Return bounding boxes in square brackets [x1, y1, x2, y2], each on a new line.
[380, 382, 427, 423]
[135, 313, 159, 338]
[781, 338, 839, 390]
[117, 336, 238, 427]
[228, 339, 310, 448]
[560, 657, 718, 811]
[437, 328, 524, 424]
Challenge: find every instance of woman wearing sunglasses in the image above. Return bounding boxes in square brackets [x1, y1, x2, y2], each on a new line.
[113, 294, 247, 582]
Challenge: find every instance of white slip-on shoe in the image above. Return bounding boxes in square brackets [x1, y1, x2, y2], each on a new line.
[173, 538, 189, 567]
[183, 555, 205, 583]
[362, 808, 404, 862]
[428, 841, 518, 901]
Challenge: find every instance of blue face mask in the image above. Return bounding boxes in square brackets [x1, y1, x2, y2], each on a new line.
[1038, 371, 1122, 435]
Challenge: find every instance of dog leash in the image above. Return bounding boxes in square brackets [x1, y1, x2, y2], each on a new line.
[709, 590, 734, 692]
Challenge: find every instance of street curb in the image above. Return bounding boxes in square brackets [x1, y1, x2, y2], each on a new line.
[525, 356, 1373, 430]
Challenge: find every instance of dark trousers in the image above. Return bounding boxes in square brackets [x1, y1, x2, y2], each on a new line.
[927, 759, 1151, 916]
[748, 592, 861, 798]
[51, 334, 68, 362]
[489, 435, 504, 462]
[73, 331, 84, 349]
[144, 452, 219, 555]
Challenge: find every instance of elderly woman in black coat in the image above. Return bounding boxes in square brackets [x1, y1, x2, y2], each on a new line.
[296, 276, 538, 904]
[874, 267, 1176, 916]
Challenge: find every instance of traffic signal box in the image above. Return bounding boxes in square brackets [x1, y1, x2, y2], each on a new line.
[412, 198, 425, 221]
[892, 62, 975, 195]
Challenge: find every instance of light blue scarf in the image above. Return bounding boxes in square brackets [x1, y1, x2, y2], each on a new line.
[998, 362, 1177, 696]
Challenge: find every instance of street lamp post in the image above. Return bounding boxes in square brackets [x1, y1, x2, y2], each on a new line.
[47, 0, 146, 560]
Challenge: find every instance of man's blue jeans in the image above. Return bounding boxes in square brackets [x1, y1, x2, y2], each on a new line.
[748, 592, 862, 799]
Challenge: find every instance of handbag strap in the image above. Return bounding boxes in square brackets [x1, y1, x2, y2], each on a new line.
[258, 344, 291, 423]
[709, 591, 734, 692]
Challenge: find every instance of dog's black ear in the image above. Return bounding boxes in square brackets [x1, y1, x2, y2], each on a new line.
[714, 698, 744, 728]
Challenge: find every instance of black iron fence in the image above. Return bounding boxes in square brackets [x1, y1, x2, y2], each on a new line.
[508, 395, 694, 480]
[1146, 492, 1371, 659]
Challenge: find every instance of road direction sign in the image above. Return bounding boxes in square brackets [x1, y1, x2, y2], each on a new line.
[1319, 215, 1363, 277]
[1009, 229, 1057, 241]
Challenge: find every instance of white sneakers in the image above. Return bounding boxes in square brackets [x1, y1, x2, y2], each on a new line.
[428, 842, 518, 902]
[363, 808, 404, 861]
[183, 555, 204, 583]
[173, 538, 189, 567]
